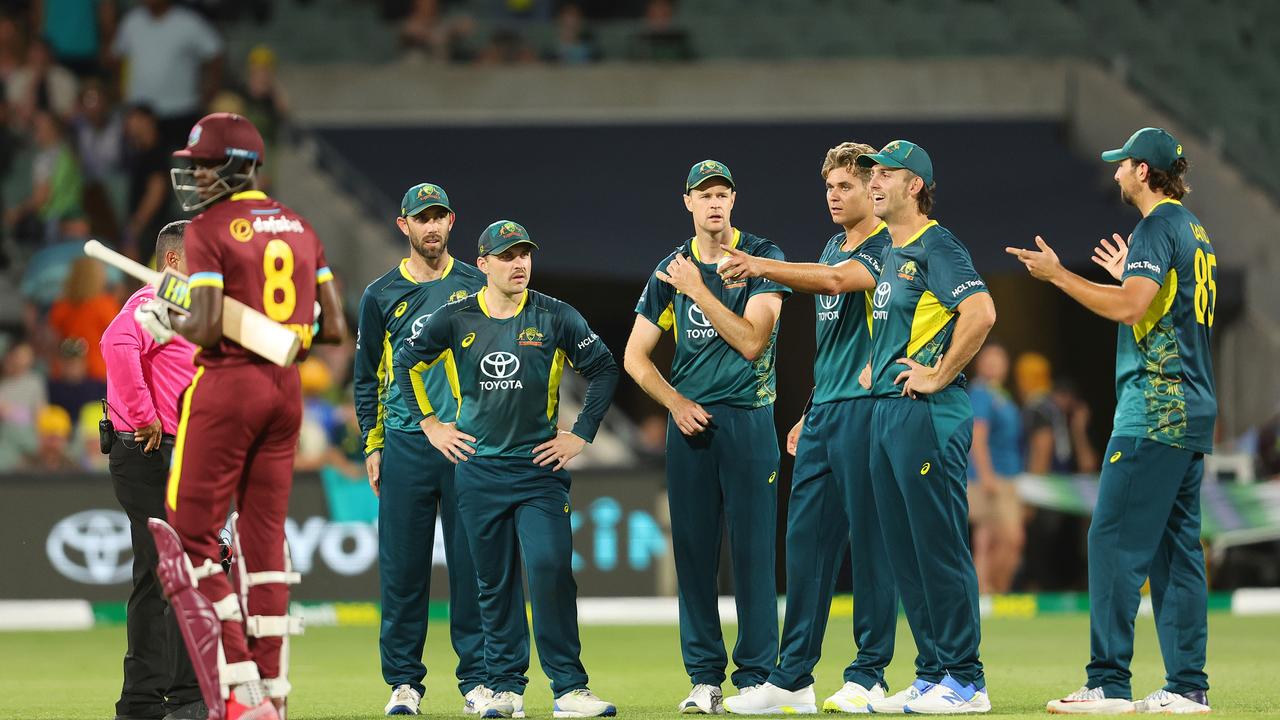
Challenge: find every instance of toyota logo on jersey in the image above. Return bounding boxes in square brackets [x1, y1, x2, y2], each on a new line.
[685, 303, 718, 340]
[480, 351, 523, 390]
[872, 281, 892, 322]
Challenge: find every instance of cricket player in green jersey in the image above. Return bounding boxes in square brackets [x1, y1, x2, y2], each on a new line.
[858, 141, 997, 714]
[354, 183, 489, 716]
[392, 220, 619, 719]
[715, 142, 898, 715]
[623, 160, 790, 714]
[1010, 128, 1216, 716]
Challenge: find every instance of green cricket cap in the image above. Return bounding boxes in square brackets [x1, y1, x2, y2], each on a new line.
[478, 220, 538, 257]
[685, 159, 735, 192]
[400, 183, 452, 217]
[1100, 127, 1184, 171]
[856, 140, 934, 187]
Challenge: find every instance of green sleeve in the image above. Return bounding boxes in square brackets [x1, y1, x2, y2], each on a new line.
[1123, 216, 1176, 285]
[353, 288, 387, 456]
[924, 237, 987, 311]
[558, 304, 618, 443]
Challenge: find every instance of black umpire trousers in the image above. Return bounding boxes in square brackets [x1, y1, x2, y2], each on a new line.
[109, 437, 202, 719]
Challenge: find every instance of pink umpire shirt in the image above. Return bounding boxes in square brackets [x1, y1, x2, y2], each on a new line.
[101, 285, 198, 435]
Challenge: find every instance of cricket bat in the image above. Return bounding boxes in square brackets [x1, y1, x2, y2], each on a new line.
[84, 239, 302, 367]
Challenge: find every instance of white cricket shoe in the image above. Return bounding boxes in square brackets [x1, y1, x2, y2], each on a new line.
[821, 681, 885, 713]
[723, 682, 816, 714]
[867, 679, 933, 714]
[464, 685, 492, 715]
[1134, 689, 1210, 714]
[680, 684, 725, 714]
[553, 688, 617, 718]
[386, 685, 422, 716]
[481, 691, 521, 719]
[1046, 687, 1136, 715]
[903, 676, 990, 714]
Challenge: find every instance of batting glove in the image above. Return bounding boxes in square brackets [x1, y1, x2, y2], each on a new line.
[134, 300, 176, 344]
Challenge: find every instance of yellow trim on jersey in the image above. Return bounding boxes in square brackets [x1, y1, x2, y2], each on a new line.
[864, 291, 874, 337]
[899, 220, 938, 248]
[690, 228, 741, 263]
[657, 302, 675, 331]
[907, 290, 953, 358]
[230, 190, 268, 202]
[547, 348, 568, 422]
[364, 332, 392, 455]
[852, 222, 889, 252]
[1151, 198, 1183, 211]
[167, 366, 206, 511]
[1133, 269, 1178, 343]
[477, 287, 528, 319]
[398, 256, 454, 284]
[409, 350, 462, 420]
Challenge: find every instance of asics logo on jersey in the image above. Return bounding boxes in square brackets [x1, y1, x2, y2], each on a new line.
[920, 462, 931, 475]
[480, 351, 523, 390]
[1110, 451, 1123, 463]
[394, 301, 408, 318]
[872, 281, 891, 321]
[462, 332, 476, 347]
[410, 313, 431, 340]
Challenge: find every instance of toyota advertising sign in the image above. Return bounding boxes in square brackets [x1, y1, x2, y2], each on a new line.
[1, 470, 668, 601]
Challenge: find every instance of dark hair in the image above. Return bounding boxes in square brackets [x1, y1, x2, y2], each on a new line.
[1143, 157, 1190, 200]
[155, 220, 189, 259]
[915, 179, 935, 215]
[126, 103, 157, 120]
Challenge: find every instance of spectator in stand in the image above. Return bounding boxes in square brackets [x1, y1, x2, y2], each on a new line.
[627, 0, 693, 62]
[4, 109, 84, 244]
[49, 256, 120, 382]
[0, 16, 26, 83]
[31, 403, 78, 470]
[47, 337, 108, 417]
[0, 340, 48, 469]
[399, 0, 447, 60]
[240, 45, 288, 190]
[31, 0, 117, 77]
[122, 104, 171, 257]
[544, 3, 600, 64]
[6, 37, 79, 123]
[967, 342, 1025, 595]
[73, 78, 125, 238]
[110, 0, 223, 152]
[477, 27, 538, 64]
[1016, 352, 1099, 474]
[1257, 411, 1280, 480]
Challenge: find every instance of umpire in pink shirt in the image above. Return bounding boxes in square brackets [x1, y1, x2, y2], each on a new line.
[101, 220, 205, 720]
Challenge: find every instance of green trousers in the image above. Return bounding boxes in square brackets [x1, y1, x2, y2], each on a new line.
[666, 403, 779, 688]
[378, 428, 485, 696]
[770, 397, 897, 692]
[870, 390, 984, 688]
[1086, 436, 1208, 699]
[454, 456, 588, 696]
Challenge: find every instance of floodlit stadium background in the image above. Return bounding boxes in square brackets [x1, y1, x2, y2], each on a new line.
[2, 0, 1279, 642]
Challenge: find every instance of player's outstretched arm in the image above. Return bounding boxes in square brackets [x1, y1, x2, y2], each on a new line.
[1006, 236, 1159, 325]
[315, 277, 347, 345]
[719, 247, 877, 296]
[623, 315, 712, 436]
[173, 285, 223, 348]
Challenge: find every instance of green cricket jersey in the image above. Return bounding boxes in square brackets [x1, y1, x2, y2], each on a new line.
[812, 223, 891, 405]
[391, 288, 619, 459]
[635, 229, 791, 408]
[868, 221, 988, 398]
[354, 257, 486, 456]
[1113, 198, 1217, 454]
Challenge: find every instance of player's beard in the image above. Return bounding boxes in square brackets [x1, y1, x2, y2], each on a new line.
[410, 230, 448, 261]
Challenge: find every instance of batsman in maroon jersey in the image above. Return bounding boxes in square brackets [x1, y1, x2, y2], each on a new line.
[140, 112, 346, 720]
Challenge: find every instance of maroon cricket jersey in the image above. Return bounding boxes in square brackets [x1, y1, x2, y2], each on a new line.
[184, 190, 333, 367]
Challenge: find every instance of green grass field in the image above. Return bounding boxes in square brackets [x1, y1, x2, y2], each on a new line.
[2, 615, 1278, 718]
